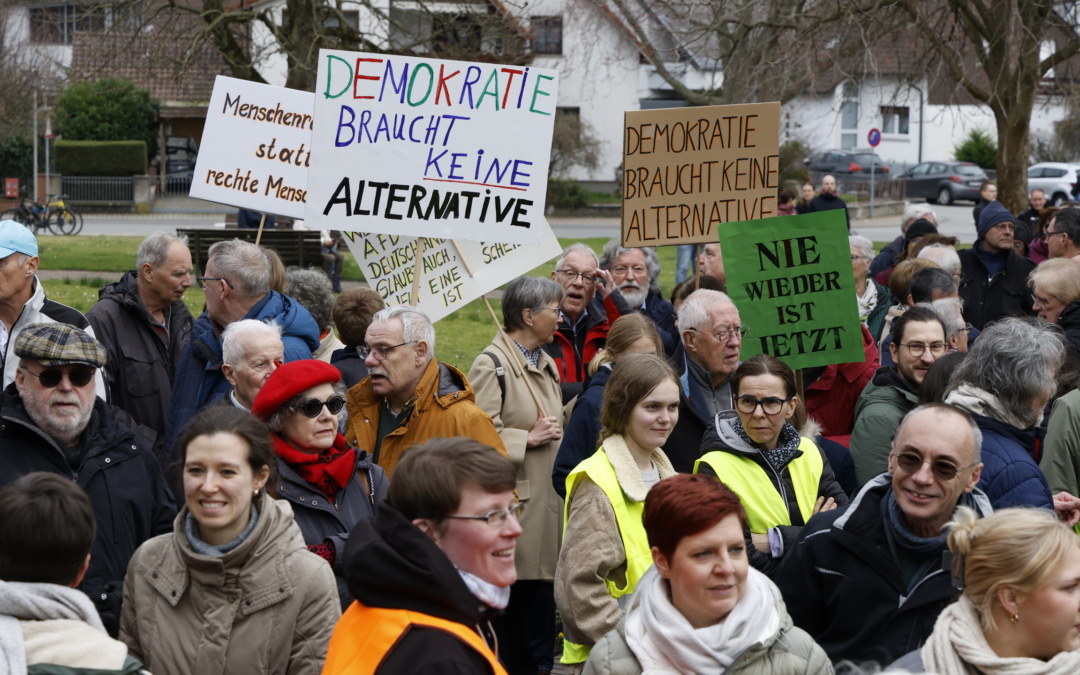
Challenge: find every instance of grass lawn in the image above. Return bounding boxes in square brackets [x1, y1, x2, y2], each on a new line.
[37, 234, 886, 372]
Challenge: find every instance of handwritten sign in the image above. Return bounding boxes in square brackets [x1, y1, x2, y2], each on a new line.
[342, 218, 562, 322]
[622, 102, 780, 247]
[190, 76, 312, 218]
[719, 210, 863, 370]
[306, 50, 558, 245]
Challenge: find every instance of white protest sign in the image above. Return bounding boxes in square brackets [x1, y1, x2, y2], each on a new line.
[190, 76, 313, 218]
[306, 50, 558, 245]
[343, 218, 562, 322]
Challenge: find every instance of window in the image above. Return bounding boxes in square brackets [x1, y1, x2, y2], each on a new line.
[881, 106, 910, 134]
[30, 3, 104, 44]
[532, 16, 562, 55]
[841, 101, 858, 130]
[841, 134, 857, 150]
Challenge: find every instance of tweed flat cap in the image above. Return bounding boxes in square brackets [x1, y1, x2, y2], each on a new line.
[14, 323, 106, 368]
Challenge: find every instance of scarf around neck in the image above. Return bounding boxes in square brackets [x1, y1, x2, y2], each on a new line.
[457, 568, 510, 610]
[624, 565, 780, 674]
[730, 416, 801, 475]
[184, 503, 260, 557]
[946, 384, 1038, 429]
[271, 433, 356, 503]
[0, 580, 107, 675]
[923, 594, 1080, 675]
[857, 279, 879, 322]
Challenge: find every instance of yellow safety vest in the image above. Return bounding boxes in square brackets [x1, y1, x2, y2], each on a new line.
[694, 436, 823, 533]
[560, 448, 652, 665]
[322, 601, 508, 675]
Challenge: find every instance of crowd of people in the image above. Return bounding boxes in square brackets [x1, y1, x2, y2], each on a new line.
[4, 177, 1080, 675]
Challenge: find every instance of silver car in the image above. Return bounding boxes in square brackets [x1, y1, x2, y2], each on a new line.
[1027, 162, 1080, 206]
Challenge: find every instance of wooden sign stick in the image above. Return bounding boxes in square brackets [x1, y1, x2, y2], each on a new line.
[255, 214, 266, 246]
[409, 238, 424, 306]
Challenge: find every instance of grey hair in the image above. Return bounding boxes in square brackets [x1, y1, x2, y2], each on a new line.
[285, 269, 334, 331]
[555, 242, 599, 271]
[598, 239, 661, 295]
[902, 203, 937, 232]
[918, 244, 962, 277]
[946, 317, 1066, 428]
[896, 403, 982, 462]
[677, 289, 735, 333]
[371, 305, 436, 354]
[501, 277, 564, 332]
[221, 319, 283, 366]
[137, 232, 188, 271]
[849, 235, 873, 260]
[207, 239, 270, 300]
[923, 299, 965, 339]
[1030, 187, 1046, 197]
[1029, 258, 1080, 304]
[267, 380, 347, 433]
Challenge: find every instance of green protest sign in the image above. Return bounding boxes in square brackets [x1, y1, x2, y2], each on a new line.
[719, 209, 863, 370]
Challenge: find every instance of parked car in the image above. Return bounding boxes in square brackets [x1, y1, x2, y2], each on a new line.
[152, 135, 199, 179]
[1027, 162, 1080, 206]
[805, 149, 889, 175]
[897, 160, 987, 205]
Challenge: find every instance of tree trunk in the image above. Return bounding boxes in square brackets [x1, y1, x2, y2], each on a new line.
[989, 79, 1036, 215]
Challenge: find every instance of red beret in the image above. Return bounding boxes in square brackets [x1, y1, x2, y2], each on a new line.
[251, 359, 342, 421]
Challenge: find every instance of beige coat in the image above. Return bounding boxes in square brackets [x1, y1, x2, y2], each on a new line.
[120, 493, 340, 675]
[469, 329, 564, 581]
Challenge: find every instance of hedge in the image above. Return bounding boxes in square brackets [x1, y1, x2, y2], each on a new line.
[55, 140, 148, 176]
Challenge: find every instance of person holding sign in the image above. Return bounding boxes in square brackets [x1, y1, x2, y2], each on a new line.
[694, 354, 848, 578]
[556, 354, 679, 673]
[469, 277, 565, 675]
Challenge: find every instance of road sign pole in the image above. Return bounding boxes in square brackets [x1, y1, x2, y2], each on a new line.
[867, 128, 882, 220]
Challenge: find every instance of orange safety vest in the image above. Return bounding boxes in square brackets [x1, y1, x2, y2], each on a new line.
[323, 600, 508, 675]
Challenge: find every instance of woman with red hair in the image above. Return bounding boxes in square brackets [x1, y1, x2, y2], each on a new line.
[583, 474, 831, 674]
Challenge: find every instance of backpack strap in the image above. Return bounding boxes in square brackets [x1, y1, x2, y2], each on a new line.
[483, 351, 506, 397]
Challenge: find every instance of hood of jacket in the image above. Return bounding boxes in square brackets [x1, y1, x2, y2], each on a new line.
[97, 270, 142, 309]
[343, 503, 482, 627]
[190, 291, 320, 368]
[149, 493, 308, 608]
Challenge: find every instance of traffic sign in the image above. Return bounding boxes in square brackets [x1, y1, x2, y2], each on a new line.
[867, 128, 881, 147]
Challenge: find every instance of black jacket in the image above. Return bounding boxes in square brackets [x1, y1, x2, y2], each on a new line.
[660, 343, 714, 473]
[343, 505, 500, 675]
[808, 192, 850, 230]
[86, 270, 194, 461]
[551, 363, 611, 498]
[0, 386, 176, 636]
[698, 411, 849, 577]
[776, 475, 993, 666]
[641, 292, 678, 356]
[957, 246, 1036, 330]
[330, 345, 369, 390]
[1059, 299, 1080, 362]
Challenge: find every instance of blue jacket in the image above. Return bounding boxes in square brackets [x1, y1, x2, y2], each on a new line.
[164, 291, 320, 458]
[641, 292, 678, 356]
[551, 363, 612, 498]
[971, 413, 1053, 511]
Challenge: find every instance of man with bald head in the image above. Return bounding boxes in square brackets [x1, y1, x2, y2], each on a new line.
[779, 403, 991, 665]
[809, 174, 850, 231]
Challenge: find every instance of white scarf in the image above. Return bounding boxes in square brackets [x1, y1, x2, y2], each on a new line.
[0, 580, 107, 675]
[922, 595, 1080, 675]
[946, 383, 1039, 429]
[624, 565, 780, 674]
[457, 568, 510, 610]
[856, 280, 878, 323]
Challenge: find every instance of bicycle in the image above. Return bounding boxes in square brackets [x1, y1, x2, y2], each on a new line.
[0, 193, 83, 236]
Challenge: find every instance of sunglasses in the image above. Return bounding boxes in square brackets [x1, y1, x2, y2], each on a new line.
[298, 395, 346, 418]
[23, 366, 95, 388]
[894, 451, 973, 481]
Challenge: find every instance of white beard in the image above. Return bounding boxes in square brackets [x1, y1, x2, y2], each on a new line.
[619, 283, 648, 307]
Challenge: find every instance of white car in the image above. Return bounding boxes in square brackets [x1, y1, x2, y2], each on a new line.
[1027, 162, 1080, 206]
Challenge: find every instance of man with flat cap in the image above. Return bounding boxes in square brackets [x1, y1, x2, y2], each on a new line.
[0, 220, 106, 399]
[0, 322, 174, 636]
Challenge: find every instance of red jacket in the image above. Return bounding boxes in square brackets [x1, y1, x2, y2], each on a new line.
[804, 323, 879, 446]
[543, 296, 623, 385]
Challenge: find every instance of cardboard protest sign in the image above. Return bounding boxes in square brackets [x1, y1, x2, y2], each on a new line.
[191, 76, 312, 218]
[343, 218, 563, 322]
[719, 209, 863, 370]
[306, 50, 558, 245]
[622, 102, 780, 248]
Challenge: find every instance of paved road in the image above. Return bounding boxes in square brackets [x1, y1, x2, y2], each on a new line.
[69, 201, 979, 243]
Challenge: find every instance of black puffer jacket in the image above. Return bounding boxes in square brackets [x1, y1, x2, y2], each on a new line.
[1058, 298, 1080, 361]
[86, 270, 193, 460]
[342, 504, 501, 675]
[957, 247, 1036, 330]
[0, 386, 176, 636]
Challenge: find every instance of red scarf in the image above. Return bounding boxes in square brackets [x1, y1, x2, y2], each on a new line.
[271, 433, 356, 504]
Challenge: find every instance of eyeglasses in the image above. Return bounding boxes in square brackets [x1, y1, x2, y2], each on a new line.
[358, 341, 416, 362]
[734, 395, 793, 416]
[556, 269, 599, 285]
[22, 366, 95, 388]
[533, 306, 561, 316]
[690, 325, 749, 342]
[898, 341, 947, 357]
[611, 265, 647, 276]
[961, 323, 974, 334]
[446, 501, 526, 528]
[297, 395, 346, 418]
[894, 451, 976, 481]
[196, 276, 234, 290]
[1045, 229, 1066, 239]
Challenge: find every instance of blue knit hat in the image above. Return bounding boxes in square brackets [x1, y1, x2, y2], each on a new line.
[977, 201, 1015, 240]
